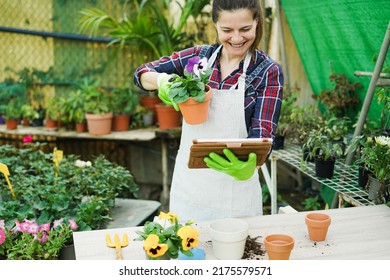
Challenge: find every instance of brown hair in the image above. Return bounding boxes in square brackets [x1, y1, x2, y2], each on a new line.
[212, 0, 263, 54]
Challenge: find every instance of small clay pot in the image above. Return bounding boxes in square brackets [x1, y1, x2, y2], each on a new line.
[264, 234, 294, 260]
[305, 212, 331, 241]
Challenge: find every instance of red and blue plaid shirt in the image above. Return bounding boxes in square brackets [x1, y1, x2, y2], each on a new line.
[134, 44, 284, 139]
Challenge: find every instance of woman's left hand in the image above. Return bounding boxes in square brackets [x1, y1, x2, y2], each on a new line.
[204, 148, 257, 180]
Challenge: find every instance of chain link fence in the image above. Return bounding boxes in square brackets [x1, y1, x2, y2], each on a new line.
[0, 0, 134, 98]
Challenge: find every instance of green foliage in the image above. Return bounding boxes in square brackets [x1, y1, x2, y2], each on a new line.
[168, 65, 212, 103]
[313, 72, 362, 118]
[77, 78, 112, 114]
[302, 196, 322, 211]
[302, 129, 344, 162]
[0, 144, 139, 233]
[78, 0, 211, 72]
[356, 136, 390, 183]
[110, 87, 139, 114]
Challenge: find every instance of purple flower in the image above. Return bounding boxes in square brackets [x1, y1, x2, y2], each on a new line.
[193, 58, 208, 77]
[185, 56, 201, 74]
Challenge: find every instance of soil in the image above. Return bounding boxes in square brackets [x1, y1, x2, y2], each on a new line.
[242, 235, 266, 260]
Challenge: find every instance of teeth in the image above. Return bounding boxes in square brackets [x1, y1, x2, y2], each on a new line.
[230, 43, 244, 48]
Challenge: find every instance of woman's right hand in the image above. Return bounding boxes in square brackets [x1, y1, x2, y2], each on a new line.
[157, 73, 179, 111]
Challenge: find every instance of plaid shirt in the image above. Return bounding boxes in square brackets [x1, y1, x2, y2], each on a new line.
[134, 44, 284, 139]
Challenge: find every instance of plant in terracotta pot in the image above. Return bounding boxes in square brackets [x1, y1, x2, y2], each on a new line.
[4, 99, 22, 130]
[110, 87, 139, 131]
[168, 56, 212, 125]
[21, 104, 39, 126]
[80, 79, 113, 135]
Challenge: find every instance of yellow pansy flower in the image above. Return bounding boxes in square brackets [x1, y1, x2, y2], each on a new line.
[177, 225, 199, 251]
[144, 234, 168, 258]
[158, 211, 178, 224]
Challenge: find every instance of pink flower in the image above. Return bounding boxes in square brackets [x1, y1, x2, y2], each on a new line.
[53, 218, 64, 229]
[27, 222, 39, 234]
[39, 223, 51, 232]
[22, 135, 33, 143]
[0, 229, 5, 245]
[0, 219, 4, 228]
[68, 219, 78, 230]
[36, 231, 48, 243]
[20, 222, 30, 233]
[13, 220, 21, 233]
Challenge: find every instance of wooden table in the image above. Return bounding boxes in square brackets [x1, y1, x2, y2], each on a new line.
[73, 204, 390, 260]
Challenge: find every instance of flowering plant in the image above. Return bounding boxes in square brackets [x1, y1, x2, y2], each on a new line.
[357, 135, 390, 183]
[0, 217, 78, 260]
[168, 56, 212, 104]
[136, 211, 199, 260]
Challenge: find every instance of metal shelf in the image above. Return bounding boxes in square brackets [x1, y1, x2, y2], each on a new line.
[271, 143, 375, 207]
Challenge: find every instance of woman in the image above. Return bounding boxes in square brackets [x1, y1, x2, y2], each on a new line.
[134, 0, 284, 221]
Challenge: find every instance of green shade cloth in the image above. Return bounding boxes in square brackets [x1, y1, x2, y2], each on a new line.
[281, 0, 389, 123]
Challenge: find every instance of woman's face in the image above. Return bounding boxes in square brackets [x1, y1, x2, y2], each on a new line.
[215, 8, 257, 59]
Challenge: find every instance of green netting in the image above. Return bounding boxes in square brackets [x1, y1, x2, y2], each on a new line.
[281, 0, 389, 125]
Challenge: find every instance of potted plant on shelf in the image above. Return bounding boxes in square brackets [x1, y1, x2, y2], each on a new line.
[80, 79, 113, 135]
[302, 129, 344, 179]
[4, 99, 22, 130]
[136, 211, 199, 260]
[168, 56, 212, 125]
[356, 135, 390, 202]
[21, 104, 39, 126]
[110, 87, 139, 131]
[312, 72, 362, 118]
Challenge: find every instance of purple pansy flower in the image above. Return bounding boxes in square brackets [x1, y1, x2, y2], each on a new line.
[185, 56, 201, 74]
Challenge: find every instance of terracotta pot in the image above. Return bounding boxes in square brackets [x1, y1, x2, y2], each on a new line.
[22, 118, 30, 126]
[75, 123, 87, 133]
[6, 119, 18, 130]
[112, 114, 130, 131]
[264, 234, 294, 260]
[178, 85, 212, 125]
[209, 218, 248, 260]
[140, 95, 162, 124]
[305, 212, 331, 241]
[155, 104, 181, 130]
[45, 119, 58, 131]
[85, 112, 113, 135]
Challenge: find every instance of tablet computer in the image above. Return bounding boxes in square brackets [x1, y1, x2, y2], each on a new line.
[188, 138, 273, 168]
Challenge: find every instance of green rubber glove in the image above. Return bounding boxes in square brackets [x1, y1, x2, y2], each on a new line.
[157, 73, 179, 111]
[204, 148, 257, 181]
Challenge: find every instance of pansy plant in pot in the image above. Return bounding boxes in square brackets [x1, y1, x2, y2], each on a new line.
[168, 56, 212, 125]
[136, 211, 199, 260]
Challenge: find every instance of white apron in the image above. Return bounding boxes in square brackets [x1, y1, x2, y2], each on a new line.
[169, 46, 262, 221]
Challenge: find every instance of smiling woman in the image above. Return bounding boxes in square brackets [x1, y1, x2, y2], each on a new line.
[134, 0, 283, 222]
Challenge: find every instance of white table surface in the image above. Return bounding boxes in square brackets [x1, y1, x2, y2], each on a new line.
[73, 204, 390, 260]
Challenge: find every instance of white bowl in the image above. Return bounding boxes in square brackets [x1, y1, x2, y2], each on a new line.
[209, 218, 249, 260]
